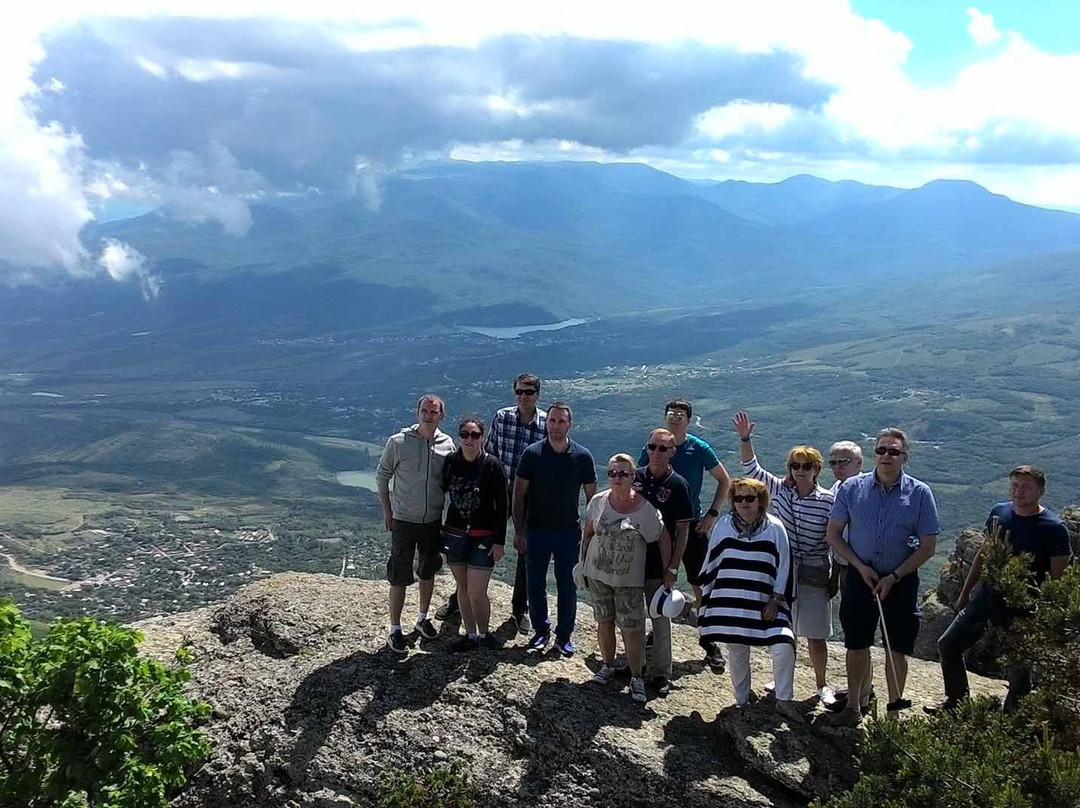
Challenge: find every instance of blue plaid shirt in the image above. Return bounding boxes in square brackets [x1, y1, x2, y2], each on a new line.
[485, 406, 547, 479]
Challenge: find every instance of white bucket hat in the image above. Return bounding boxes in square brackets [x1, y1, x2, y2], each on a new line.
[648, 586, 686, 620]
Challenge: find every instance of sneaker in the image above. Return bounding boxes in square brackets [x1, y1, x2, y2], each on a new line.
[449, 636, 478, 653]
[512, 613, 531, 634]
[555, 637, 575, 658]
[704, 643, 726, 673]
[923, 697, 962, 717]
[775, 700, 803, 724]
[592, 664, 616, 685]
[478, 634, 502, 651]
[764, 680, 776, 694]
[823, 707, 863, 727]
[818, 685, 839, 708]
[528, 631, 551, 651]
[652, 676, 671, 697]
[435, 597, 459, 621]
[415, 618, 438, 640]
[387, 630, 407, 655]
[630, 676, 648, 704]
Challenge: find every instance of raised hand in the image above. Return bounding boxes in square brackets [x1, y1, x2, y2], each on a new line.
[732, 411, 755, 441]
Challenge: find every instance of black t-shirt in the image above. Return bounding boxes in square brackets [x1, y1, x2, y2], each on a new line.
[634, 466, 694, 579]
[442, 450, 509, 544]
[516, 439, 597, 531]
[986, 502, 1072, 583]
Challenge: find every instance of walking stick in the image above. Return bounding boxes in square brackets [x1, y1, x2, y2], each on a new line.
[875, 592, 900, 714]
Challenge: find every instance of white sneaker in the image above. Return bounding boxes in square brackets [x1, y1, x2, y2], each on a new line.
[764, 680, 776, 693]
[592, 664, 616, 685]
[818, 685, 838, 707]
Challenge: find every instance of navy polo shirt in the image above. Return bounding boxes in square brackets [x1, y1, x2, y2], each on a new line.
[516, 439, 597, 531]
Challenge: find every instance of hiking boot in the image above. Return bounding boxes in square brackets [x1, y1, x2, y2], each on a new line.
[512, 612, 531, 634]
[449, 636, 478, 653]
[555, 637, 575, 658]
[387, 630, 407, 655]
[823, 707, 863, 727]
[652, 676, 671, 697]
[528, 631, 551, 651]
[924, 697, 962, 717]
[775, 700, 803, 724]
[415, 618, 438, 641]
[592, 664, 616, 685]
[630, 676, 648, 704]
[435, 597, 459, 621]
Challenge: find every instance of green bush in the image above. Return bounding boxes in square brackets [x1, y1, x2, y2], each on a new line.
[0, 600, 211, 808]
[819, 522, 1080, 808]
[376, 760, 476, 808]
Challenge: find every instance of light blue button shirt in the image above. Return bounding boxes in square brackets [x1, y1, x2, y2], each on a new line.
[829, 470, 941, 574]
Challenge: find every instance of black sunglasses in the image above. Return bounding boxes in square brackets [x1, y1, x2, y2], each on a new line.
[789, 462, 816, 471]
[607, 469, 632, 479]
[874, 446, 905, 457]
[459, 430, 483, 440]
[732, 494, 757, 503]
[515, 388, 538, 396]
[646, 443, 672, 453]
[828, 457, 854, 467]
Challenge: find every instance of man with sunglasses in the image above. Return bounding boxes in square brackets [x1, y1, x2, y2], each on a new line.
[633, 427, 693, 696]
[825, 428, 940, 726]
[436, 373, 546, 632]
[826, 442, 864, 598]
[638, 399, 731, 672]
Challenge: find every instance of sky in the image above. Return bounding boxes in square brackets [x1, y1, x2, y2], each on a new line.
[4, 0, 1080, 287]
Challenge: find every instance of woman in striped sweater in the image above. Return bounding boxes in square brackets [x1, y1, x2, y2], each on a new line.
[732, 411, 838, 707]
[698, 477, 801, 723]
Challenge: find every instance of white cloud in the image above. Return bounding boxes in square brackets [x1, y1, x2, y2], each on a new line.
[966, 7, 1002, 46]
[696, 102, 795, 139]
[98, 238, 161, 299]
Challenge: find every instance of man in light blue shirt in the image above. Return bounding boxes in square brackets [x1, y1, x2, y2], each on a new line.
[825, 427, 940, 726]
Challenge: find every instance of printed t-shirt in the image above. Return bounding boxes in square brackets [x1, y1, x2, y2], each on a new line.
[583, 490, 663, 587]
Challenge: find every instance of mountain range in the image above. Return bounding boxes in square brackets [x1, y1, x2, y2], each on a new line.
[6, 161, 1080, 334]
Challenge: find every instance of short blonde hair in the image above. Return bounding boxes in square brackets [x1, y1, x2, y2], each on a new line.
[828, 440, 863, 460]
[729, 477, 770, 512]
[608, 453, 636, 470]
[786, 445, 823, 469]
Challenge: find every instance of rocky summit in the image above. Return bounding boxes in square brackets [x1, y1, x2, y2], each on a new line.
[137, 573, 1004, 808]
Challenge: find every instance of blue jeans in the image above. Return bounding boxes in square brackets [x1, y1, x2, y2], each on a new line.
[937, 584, 1031, 708]
[526, 527, 579, 640]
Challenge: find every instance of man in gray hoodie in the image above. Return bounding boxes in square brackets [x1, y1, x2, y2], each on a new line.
[376, 394, 455, 654]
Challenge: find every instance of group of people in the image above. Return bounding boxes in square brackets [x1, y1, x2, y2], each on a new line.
[374, 373, 1073, 720]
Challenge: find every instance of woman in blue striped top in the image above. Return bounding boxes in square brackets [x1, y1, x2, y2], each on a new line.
[732, 411, 838, 707]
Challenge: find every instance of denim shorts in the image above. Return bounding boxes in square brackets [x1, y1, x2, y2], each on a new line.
[442, 530, 496, 570]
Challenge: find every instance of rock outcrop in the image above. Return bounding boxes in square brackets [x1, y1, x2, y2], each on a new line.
[137, 573, 1004, 808]
[914, 505, 1080, 664]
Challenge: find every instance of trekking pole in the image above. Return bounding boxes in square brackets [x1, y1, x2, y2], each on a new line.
[875, 592, 899, 715]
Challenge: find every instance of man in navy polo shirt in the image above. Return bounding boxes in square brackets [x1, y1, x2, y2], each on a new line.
[825, 427, 941, 726]
[634, 427, 692, 696]
[514, 401, 597, 657]
[930, 465, 1071, 714]
[638, 398, 731, 671]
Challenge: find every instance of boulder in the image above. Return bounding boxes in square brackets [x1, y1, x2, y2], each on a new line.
[135, 573, 1004, 808]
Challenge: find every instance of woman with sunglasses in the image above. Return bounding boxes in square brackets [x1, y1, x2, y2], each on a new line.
[441, 417, 508, 651]
[699, 477, 800, 722]
[732, 411, 838, 706]
[581, 454, 668, 704]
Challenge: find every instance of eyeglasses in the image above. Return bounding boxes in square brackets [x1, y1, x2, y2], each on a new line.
[515, 388, 537, 397]
[874, 446, 905, 457]
[828, 457, 854, 467]
[732, 494, 757, 503]
[664, 410, 688, 420]
[459, 430, 483, 440]
[789, 462, 816, 472]
[607, 469, 632, 479]
[646, 443, 672, 453]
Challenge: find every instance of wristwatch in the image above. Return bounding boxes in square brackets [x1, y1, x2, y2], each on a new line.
[706, 508, 720, 518]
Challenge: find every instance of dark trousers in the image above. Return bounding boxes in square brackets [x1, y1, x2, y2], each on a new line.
[937, 584, 1031, 709]
[526, 528, 579, 640]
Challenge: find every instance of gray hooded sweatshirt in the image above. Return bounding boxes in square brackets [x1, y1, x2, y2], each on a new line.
[375, 424, 455, 524]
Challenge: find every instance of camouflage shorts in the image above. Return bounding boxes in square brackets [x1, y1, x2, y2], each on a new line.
[588, 580, 645, 631]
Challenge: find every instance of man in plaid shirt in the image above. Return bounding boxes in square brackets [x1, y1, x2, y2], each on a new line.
[436, 372, 547, 633]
